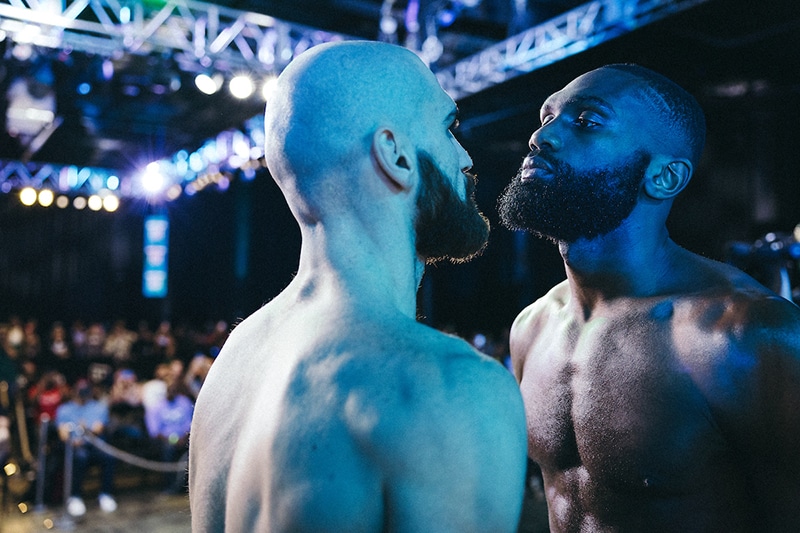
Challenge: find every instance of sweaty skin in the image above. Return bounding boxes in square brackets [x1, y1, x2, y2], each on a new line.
[189, 41, 527, 533]
[507, 67, 800, 532]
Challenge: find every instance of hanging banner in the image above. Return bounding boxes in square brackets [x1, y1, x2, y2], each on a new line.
[142, 214, 169, 298]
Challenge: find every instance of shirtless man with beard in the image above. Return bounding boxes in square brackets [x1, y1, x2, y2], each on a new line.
[189, 41, 527, 532]
[498, 64, 800, 532]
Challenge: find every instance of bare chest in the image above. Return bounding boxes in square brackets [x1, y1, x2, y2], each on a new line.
[520, 313, 730, 493]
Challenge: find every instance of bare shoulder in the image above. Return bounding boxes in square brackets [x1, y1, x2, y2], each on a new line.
[341, 321, 528, 531]
[508, 279, 570, 377]
[680, 255, 800, 345]
[513, 279, 570, 326]
[344, 321, 525, 442]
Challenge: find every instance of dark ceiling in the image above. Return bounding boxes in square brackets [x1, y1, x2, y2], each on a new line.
[1, 0, 797, 174]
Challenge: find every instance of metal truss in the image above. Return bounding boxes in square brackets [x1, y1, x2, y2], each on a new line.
[0, 113, 265, 201]
[0, 0, 354, 75]
[0, 0, 714, 200]
[436, 0, 712, 100]
[0, 158, 117, 195]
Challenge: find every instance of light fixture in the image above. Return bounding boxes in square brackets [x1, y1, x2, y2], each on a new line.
[194, 73, 220, 95]
[229, 75, 254, 99]
[141, 162, 166, 194]
[87, 195, 103, 211]
[102, 194, 120, 212]
[37, 189, 54, 207]
[19, 187, 37, 206]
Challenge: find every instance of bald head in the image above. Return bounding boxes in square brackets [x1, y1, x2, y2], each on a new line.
[264, 41, 447, 218]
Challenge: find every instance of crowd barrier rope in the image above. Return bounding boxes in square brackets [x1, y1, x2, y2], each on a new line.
[78, 428, 187, 473]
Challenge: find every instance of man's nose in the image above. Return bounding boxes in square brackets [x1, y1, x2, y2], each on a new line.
[456, 140, 473, 171]
[529, 122, 561, 152]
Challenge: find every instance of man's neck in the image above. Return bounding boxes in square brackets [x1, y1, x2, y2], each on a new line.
[293, 221, 421, 319]
[559, 225, 679, 314]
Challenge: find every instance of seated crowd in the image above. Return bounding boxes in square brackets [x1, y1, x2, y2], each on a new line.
[0, 316, 225, 516]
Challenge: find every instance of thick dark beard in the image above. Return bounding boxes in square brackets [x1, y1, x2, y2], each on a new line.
[497, 149, 649, 243]
[415, 150, 490, 264]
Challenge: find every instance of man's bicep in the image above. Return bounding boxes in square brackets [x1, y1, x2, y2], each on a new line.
[741, 325, 800, 524]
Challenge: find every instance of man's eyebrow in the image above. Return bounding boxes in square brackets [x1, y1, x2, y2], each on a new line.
[540, 95, 616, 117]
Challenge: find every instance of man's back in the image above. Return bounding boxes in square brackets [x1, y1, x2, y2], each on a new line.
[511, 256, 800, 531]
[190, 291, 527, 532]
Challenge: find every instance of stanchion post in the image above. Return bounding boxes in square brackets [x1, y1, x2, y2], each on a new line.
[55, 424, 75, 531]
[34, 415, 49, 513]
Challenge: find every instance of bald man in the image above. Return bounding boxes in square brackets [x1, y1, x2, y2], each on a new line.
[498, 64, 800, 531]
[189, 41, 527, 532]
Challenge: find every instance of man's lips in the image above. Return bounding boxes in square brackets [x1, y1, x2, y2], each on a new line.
[520, 156, 554, 181]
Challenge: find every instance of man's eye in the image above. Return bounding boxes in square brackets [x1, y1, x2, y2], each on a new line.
[575, 116, 598, 128]
[540, 114, 554, 126]
[449, 119, 460, 132]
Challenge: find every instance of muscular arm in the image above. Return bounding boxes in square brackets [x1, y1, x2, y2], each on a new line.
[744, 305, 800, 529]
[352, 349, 528, 532]
[710, 296, 800, 530]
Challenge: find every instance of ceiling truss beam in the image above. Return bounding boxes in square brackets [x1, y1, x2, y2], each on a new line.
[0, 0, 353, 74]
[436, 0, 712, 99]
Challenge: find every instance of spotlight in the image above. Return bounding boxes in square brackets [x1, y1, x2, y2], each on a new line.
[73, 196, 87, 210]
[87, 195, 103, 211]
[195, 73, 220, 95]
[102, 194, 120, 212]
[19, 187, 37, 206]
[56, 195, 69, 208]
[229, 75, 254, 99]
[141, 162, 166, 194]
[38, 189, 54, 207]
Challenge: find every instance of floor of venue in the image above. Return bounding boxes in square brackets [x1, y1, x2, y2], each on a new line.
[1, 469, 549, 532]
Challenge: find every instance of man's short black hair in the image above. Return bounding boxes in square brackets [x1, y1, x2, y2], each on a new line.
[603, 63, 706, 166]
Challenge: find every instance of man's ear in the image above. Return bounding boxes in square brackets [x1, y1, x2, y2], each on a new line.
[372, 128, 414, 191]
[643, 156, 692, 200]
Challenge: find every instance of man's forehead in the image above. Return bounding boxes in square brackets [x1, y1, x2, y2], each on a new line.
[542, 68, 643, 112]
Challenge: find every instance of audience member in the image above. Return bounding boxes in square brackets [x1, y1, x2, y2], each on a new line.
[145, 381, 193, 492]
[108, 368, 145, 445]
[55, 379, 117, 517]
[141, 363, 170, 414]
[70, 320, 88, 359]
[103, 320, 138, 366]
[153, 321, 176, 361]
[6, 315, 24, 359]
[45, 322, 71, 375]
[84, 322, 107, 360]
[29, 370, 66, 424]
[183, 353, 213, 400]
